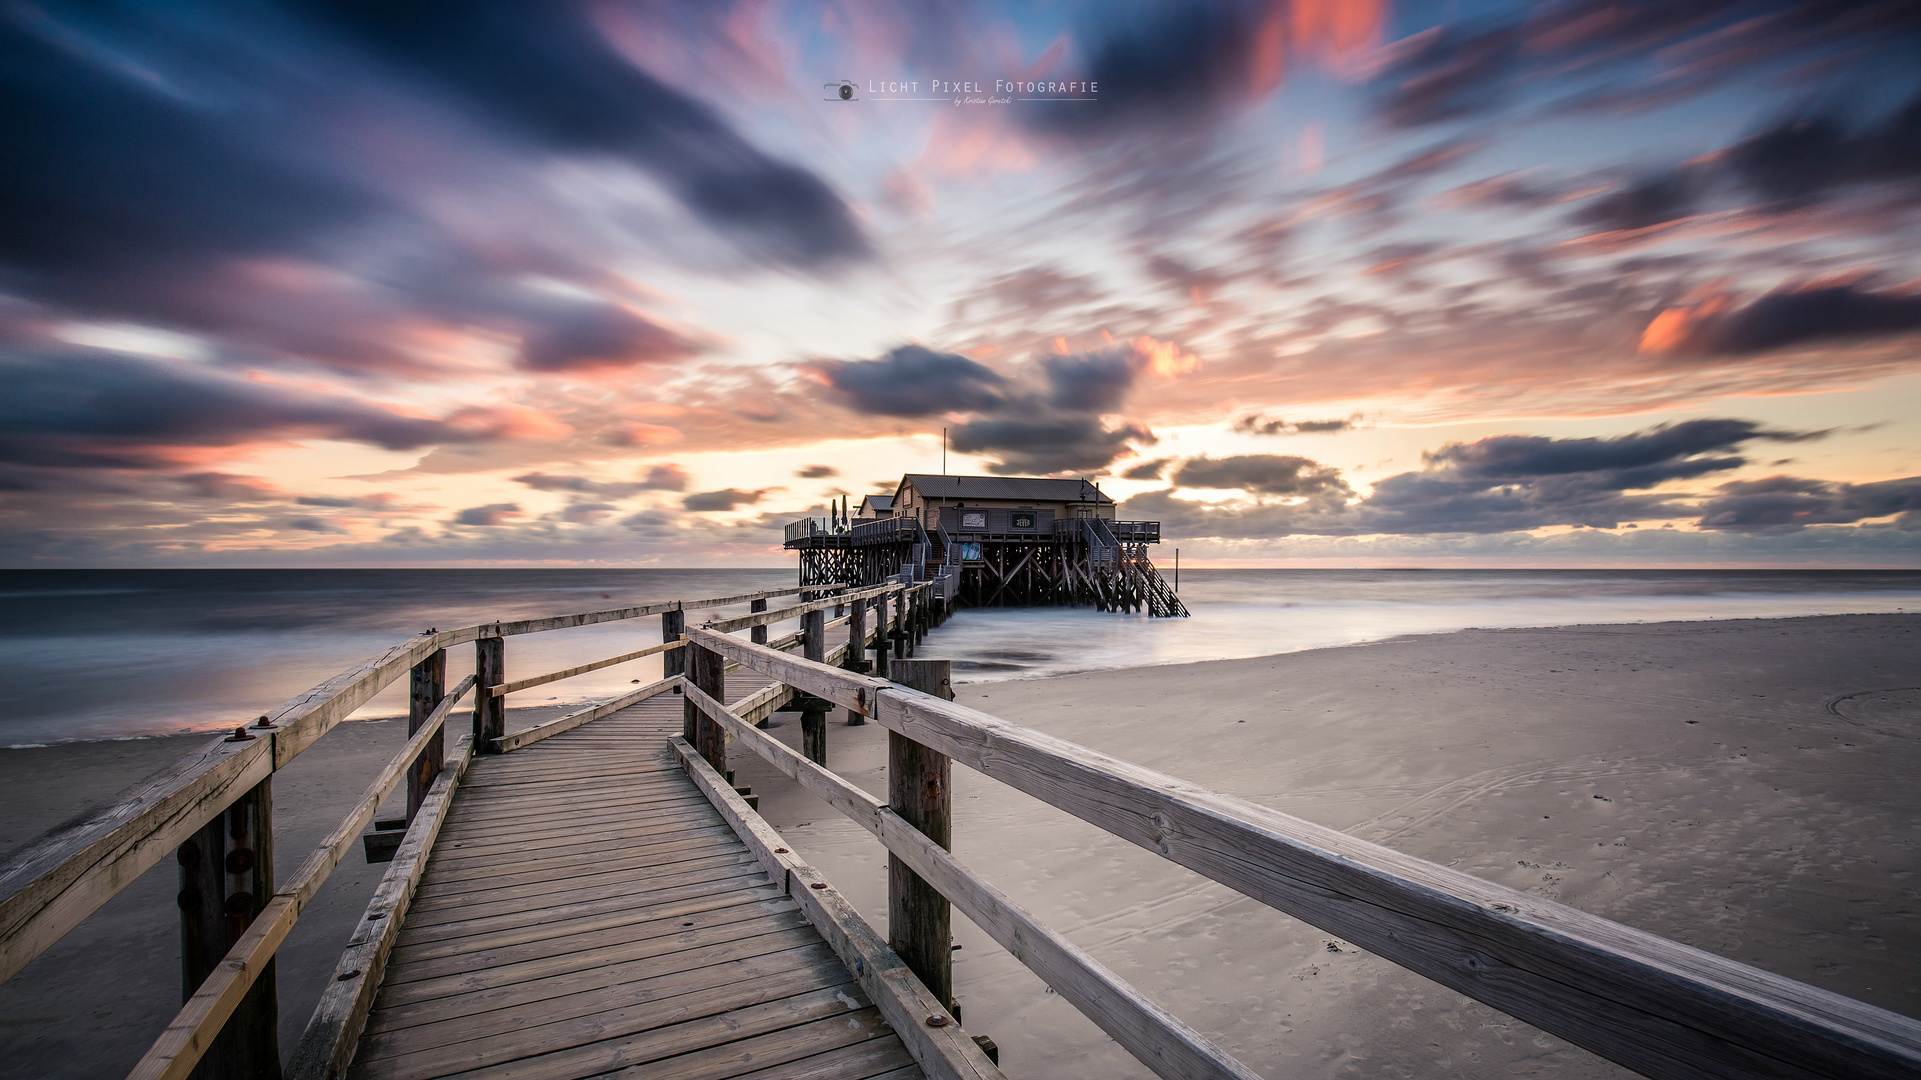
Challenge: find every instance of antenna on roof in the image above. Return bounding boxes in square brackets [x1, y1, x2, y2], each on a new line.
[942, 427, 947, 475]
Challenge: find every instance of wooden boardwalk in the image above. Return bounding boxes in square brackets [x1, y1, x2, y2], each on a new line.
[347, 673, 924, 1080]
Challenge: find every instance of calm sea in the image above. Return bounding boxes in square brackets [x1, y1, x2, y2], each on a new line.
[3, 568, 1918, 746]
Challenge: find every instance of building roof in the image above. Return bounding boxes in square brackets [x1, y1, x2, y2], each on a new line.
[857, 493, 894, 511]
[898, 474, 1115, 505]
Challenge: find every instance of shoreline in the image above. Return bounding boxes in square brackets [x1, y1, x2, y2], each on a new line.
[3, 613, 1916, 1077]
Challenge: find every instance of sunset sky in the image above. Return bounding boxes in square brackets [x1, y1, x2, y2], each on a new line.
[4, 0, 1920, 567]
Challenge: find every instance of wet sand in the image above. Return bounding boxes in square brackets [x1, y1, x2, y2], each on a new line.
[732, 613, 1921, 1079]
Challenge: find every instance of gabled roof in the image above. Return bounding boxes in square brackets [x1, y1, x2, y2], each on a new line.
[858, 493, 894, 511]
[897, 474, 1114, 505]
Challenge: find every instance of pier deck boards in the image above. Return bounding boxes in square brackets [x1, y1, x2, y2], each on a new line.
[347, 669, 923, 1080]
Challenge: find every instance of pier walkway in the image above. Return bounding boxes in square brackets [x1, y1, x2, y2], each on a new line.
[347, 670, 922, 1080]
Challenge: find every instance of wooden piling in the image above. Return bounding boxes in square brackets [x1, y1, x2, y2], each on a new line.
[749, 597, 768, 647]
[663, 606, 690, 740]
[687, 641, 727, 775]
[845, 599, 868, 725]
[886, 658, 953, 1011]
[177, 774, 279, 1080]
[472, 634, 504, 753]
[801, 609, 828, 763]
[405, 648, 444, 822]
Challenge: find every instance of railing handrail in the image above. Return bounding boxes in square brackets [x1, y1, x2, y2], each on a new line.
[683, 627, 1921, 1080]
[0, 580, 846, 987]
[680, 675, 1263, 1080]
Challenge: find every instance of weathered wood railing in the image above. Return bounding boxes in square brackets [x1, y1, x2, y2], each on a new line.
[0, 579, 928, 1079]
[680, 626, 1921, 1080]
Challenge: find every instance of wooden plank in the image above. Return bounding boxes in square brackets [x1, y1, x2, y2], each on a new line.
[359, 941, 838, 1053]
[390, 877, 782, 947]
[0, 730, 273, 985]
[425, 819, 729, 866]
[446, 775, 696, 808]
[384, 895, 804, 984]
[860, 689, 1921, 1080]
[405, 852, 757, 913]
[377, 909, 807, 1004]
[672, 737, 1003, 1080]
[368, 927, 828, 1034]
[624, 1008, 899, 1080]
[488, 639, 682, 698]
[396, 868, 772, 931]
[284, 733, 475, 1080]
[376, 985, 880, 1080]
[728, 1033, 920, 1080]
[356, 953, 853, 1077]
[392, 878, 767, 961]
[492, 675, 680, 752]
[686, 683, 1258, 1080]
[410, 841, 750, 904]
[421, 827, 736, 881]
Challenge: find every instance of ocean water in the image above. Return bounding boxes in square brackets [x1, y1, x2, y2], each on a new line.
[2, 568, 1917, 746]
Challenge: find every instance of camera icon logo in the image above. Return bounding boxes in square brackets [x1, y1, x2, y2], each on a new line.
[823, 80, 858, 102]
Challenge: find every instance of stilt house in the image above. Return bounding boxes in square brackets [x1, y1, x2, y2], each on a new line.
[784, 473, 1188, 616]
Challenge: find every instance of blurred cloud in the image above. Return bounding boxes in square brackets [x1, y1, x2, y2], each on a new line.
[292, 0, 869, 265]
[796, 464, 837, 478]
[0, 349, 481, 469]
[811, 345, 1007, 418]
[516, 302, 701, 373]
[1233, 413, 1357, 435]
[814, 338, 1182, 475]
[453, 503, 520, 526]
[683, 487, 771, 511]
[1173, 454, 1351, 496]
[1033, 0, 1383, 136]
[1641, 282, 1921, 357]
[1135, 418, 1844, 537]
[1697, 475, 1921, 531]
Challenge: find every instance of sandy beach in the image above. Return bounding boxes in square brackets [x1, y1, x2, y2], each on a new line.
[2, 614, 1916, 1078]
[733, 613, 1921, 1079]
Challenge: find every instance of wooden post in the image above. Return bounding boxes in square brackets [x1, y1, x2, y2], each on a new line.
[873, 595, 892, 672]
[801, 609, 828, 763]
[406, 647, 445, 822]
[749, 597, 767, 647]
[177, 774, 279, 1079]
[845, 599, 868, 725]
[662, 606, 689, 740]
[888, 590, 907, 659]
[473, 633, 505, 752]
[887, 658, 953, 1011]
[687, 641, 727, 775]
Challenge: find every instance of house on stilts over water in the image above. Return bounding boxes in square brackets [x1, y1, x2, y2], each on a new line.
[785, 473, 1189, 616]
